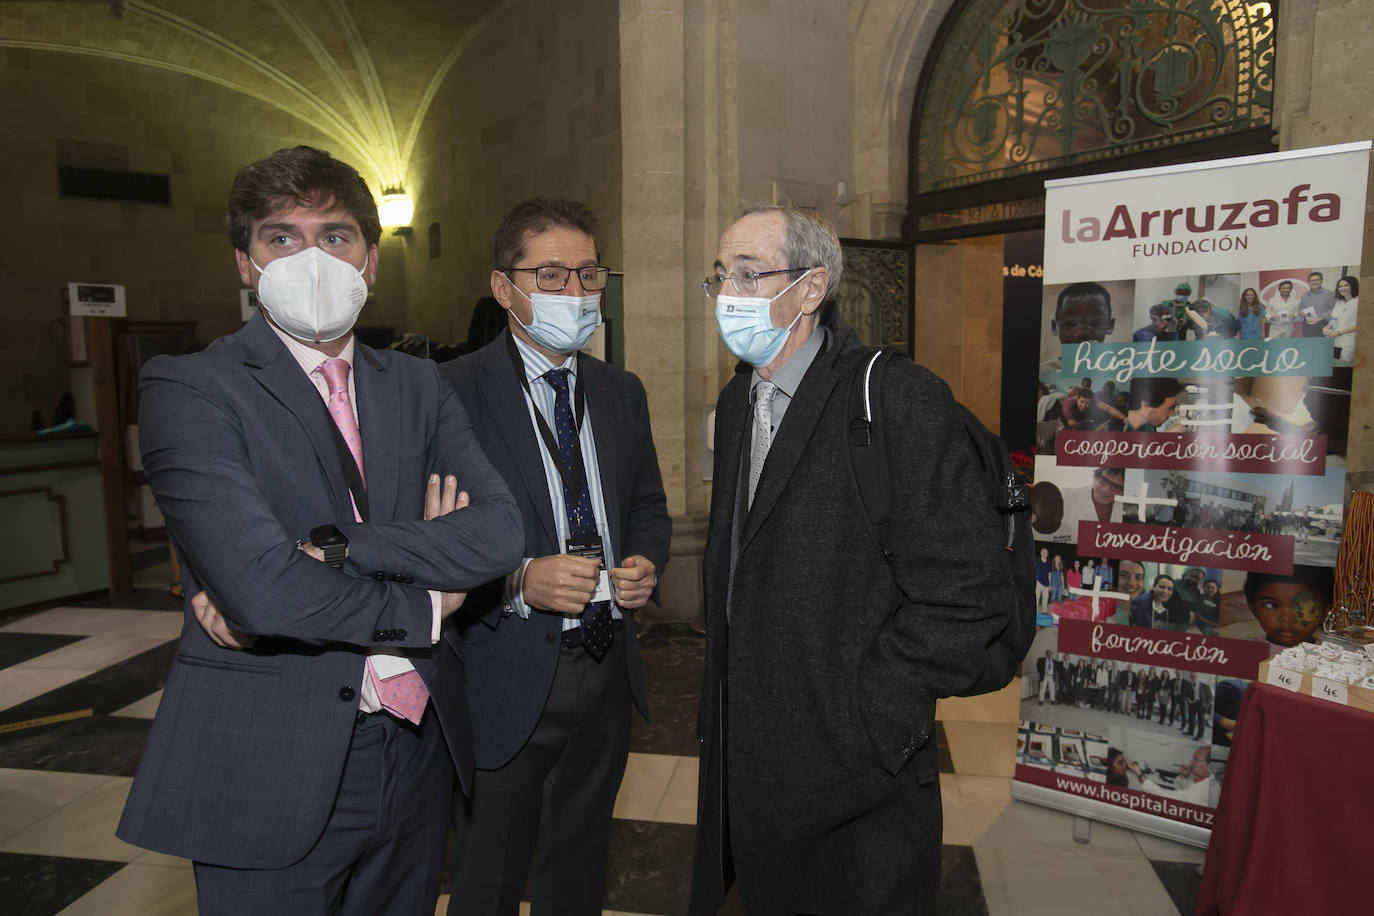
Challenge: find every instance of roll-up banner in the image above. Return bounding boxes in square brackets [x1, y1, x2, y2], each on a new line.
[1015, 142, 1371, 846]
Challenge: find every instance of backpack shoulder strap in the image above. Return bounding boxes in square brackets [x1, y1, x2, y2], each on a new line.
[846, 348, 898, 562]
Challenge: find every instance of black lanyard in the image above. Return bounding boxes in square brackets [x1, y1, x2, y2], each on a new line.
[321, 399, 369, 522]
[506, 334, 589, 501]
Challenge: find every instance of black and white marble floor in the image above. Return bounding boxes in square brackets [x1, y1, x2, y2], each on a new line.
[2, 578, 1207, 915]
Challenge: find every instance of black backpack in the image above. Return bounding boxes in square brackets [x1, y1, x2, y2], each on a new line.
[845, 348, 1036, 697]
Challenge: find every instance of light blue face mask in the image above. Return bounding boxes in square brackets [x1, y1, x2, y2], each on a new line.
[714, 269, 812, 367]
[508, 283, 602, 353]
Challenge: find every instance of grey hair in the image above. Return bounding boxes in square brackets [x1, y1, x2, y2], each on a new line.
[740, 204, 844, 298]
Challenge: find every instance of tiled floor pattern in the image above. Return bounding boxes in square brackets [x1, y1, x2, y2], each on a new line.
[1, 589, 1206, 915]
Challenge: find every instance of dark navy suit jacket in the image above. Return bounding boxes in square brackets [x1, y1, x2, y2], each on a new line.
[439, 331, 671, 770]
[117, 313, 523, 868]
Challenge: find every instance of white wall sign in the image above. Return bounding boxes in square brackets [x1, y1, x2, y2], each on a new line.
[1045, 141, 1373, 284]
[68, 282, 127, 317]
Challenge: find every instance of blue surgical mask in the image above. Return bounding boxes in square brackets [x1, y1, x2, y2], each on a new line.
[508, 283, 602, 353]
[714, 270, 812, 367]
[1175, 295, 1188, 303]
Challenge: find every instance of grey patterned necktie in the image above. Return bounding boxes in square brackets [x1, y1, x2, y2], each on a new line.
[748, 380, 777, 509]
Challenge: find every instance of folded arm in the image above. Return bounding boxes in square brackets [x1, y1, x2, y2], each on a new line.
[140, 358, 521, 647]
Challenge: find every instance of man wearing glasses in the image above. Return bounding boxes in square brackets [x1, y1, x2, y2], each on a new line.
[439, 196, 670, 915]
[690, 206, 1016, 914]
[1046, 465, 1127, 543]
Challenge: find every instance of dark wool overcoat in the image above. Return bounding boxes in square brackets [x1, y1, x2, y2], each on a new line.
[690, 314, 1016, 915]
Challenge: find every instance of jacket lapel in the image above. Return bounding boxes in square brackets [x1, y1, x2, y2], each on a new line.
[477, 339, 560, 548]
[239, 314, 353, 520]
[580, 357, 621, 552]
[352, 345, 398, 523]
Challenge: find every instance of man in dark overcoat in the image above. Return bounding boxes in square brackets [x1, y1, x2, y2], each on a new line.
[689, 206, 1016, 915]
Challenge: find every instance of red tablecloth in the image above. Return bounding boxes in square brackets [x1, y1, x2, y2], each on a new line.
[1197, 682, 1372, 914]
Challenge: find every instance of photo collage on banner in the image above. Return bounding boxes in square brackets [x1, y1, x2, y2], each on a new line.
[1016, 142, 1372, 837]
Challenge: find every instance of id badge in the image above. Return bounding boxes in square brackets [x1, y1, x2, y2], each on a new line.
[566, 534, 613, 603]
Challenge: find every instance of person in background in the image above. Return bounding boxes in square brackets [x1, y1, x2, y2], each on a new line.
[1324, 275, 1359, 361]
[1037, 649, 1057, 705]
[1265, 279, 1300, 338]
[1035, 547, 1052, 613]
[1041, 283, 1116, 371]
[1105, 748, 1130, 787]
[1187, 298, 1240, 339]
[1114, 558, 1146, 626]
[1123, 377, 1182, 433]
[1134, 667, 1153, 719]
[1196, 578, 1221, 636]
[1159, 282, 1195, 337]
[1133, 303, 1179, 342]
[1300, 270, 1337, 337]
[1133, 574, 1174, 629]
[1128, 746, 1218, 807]
[1224, 568, 1334, 647]
[1237, 287, 1264, 339]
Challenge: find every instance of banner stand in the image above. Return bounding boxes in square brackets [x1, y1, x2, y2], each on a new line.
[1011, 780, 1210, 848]
[1015, 140, 1372, 848]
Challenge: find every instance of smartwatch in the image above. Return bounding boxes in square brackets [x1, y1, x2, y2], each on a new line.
[309, 524, 349, 568]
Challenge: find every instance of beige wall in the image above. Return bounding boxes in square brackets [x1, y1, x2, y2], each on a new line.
[1275, 0, 1374, 481]
[401, 0, 623, 346]
[0, 48, 407, 436]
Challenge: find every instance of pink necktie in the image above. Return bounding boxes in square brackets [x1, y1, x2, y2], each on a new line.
[318, 358, 429, 725]
[367, 657, 429, 725]
[318, 358, 365, 491]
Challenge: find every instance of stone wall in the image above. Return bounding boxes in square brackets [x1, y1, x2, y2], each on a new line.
[0, 48, 406, 436]
[401, 0, 623, 347]
[1275, 0, 1374, 482]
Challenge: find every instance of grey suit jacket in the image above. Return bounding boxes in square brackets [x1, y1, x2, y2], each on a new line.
[439, 331, 671, 769]
[116, 313, 523, 869]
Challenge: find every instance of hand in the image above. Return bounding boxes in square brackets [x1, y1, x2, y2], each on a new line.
[192, 590, 257, 649]
[1323, 326, 1335, 337]
[522, 554, 602, 615]
[609, 555, 656, 609]
[440, 590, 467, 617]
[424, 473, 469, 520]
[425, 474, 469, 615]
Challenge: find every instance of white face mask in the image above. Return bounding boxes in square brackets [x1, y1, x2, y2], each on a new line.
[507, 282, 602, 353]
[251, 247, 369, 343]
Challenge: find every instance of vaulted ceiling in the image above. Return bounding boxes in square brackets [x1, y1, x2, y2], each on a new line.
[0, 0, 507, 187]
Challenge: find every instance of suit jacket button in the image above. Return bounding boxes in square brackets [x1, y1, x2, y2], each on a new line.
[371, 630, 384, 642]
[401, 575, 414, 584]
[396, 629, 407, 640]
[545, 632, 557, 643]
[373, 571, 387, 581]
[339, 686, 356, 702]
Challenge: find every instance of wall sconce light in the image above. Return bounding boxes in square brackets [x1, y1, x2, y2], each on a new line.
[378, 188, 414, 236]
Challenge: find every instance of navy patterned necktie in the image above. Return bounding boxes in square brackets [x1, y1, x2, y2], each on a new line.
[543, 367, 614, 660]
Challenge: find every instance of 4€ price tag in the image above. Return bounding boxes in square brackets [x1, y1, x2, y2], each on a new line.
[1312, 676, 1349, 706]
[1266, 664, 1302, 693]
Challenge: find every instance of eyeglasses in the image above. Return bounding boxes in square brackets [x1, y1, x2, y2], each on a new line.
[504, 265, 610, 292]
[701, 267, 809, 298]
